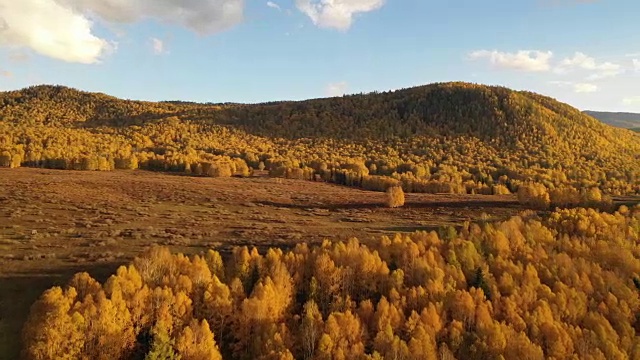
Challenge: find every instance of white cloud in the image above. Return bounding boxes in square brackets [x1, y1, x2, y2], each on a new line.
[549, 80, 573, 86]
[573, 83, 598, 93]
[468, 50, 553, 72]
[0, 0, 114, 64]
[560, 52, 597, 69]
[267, 1, 281, 11]
[0, 0, 244, 63]
[151, 37, 165, 55]
[561, 52, 620, 70]
[558, 52, 623, 79]
[585, 71, 624, 81]
[625, 52, 640, 57]
[623, 96, 640, 105]
[326, 81, 348, 97]
[1, 70, 12, 77]
[295, 0, 384, 31]
[550, 80, 598, 93]
[60, 0, 244, 35]
[633, 59, 640, 72]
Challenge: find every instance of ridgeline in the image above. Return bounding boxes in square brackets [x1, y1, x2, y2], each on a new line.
[1, 82, 639, 195]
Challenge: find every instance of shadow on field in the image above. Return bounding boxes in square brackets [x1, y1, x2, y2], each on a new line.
[378, 225, 450, 233]
[257, 199, 521, 210]
[613, 196, 640, 208]
[0, 262, 121, 360]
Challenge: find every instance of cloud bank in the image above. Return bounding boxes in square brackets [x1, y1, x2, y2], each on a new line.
[0, 0, 244, 63]
[557, 52, 623, 79]
[469, 49, 629, 81]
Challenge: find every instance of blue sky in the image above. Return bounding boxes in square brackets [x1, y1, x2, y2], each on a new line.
[0, 0, 639, 111]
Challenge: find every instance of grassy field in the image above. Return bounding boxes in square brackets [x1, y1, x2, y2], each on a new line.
[0, 168, 529, 358]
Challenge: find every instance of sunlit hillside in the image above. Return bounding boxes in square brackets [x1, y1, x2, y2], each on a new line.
[1, 82, 639, 198]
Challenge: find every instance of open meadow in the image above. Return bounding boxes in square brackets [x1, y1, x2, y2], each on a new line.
[0, 168, 526, 358]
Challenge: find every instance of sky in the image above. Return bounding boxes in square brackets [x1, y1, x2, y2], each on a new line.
[0, 0, 639, 111]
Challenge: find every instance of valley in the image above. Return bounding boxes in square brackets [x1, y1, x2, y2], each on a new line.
[1, 82, 639, 359]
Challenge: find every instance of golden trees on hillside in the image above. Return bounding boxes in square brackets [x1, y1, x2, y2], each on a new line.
[2, 83, 639, 197]
[22, 205, 640, 359]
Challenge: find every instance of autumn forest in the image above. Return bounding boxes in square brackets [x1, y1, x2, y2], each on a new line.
[1, 82, 640, 359]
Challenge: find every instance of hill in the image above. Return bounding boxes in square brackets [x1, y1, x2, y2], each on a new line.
[2, 83, 632, 141]
[1, 82, 639, 196]
[584, 110, 640, 129]
[2, 83, 635, 142]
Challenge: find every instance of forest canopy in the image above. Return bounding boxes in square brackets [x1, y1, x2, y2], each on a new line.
[22, 206, 640, 359]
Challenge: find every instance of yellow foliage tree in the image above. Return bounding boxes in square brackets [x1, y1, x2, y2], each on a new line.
[386, 186, 405, 208]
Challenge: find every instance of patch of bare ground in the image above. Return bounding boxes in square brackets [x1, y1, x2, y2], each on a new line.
[0, 167, 527, 357]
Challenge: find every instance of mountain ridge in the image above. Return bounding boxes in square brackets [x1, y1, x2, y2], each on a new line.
[2, 82, 638, 159]
[1, 82, 638, 195]
[583, 110, 640, 129]
[2, 82, 633, 140]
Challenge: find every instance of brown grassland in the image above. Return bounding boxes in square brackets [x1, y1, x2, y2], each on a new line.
[0, 168, 526, 359]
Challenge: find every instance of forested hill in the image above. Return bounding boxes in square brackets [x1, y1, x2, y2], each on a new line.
[584, 110, 640, 129]
[1, 82, 639, 196]
[0, 85, 206, 127]
[227, 83, 608, 142]
[3, 82, 639, 156]
[0, 83, 635, 142]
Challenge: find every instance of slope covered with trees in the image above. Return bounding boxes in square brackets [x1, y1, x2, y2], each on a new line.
[23, 206, 640, 359]
[1, 83, 639, 199]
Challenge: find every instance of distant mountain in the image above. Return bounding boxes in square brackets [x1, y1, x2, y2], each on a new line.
[584, 111, 640, 129]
